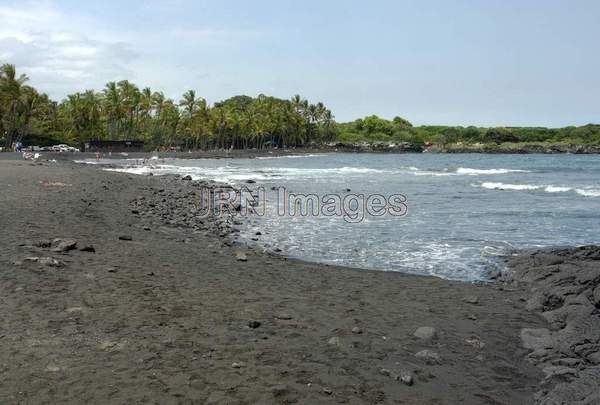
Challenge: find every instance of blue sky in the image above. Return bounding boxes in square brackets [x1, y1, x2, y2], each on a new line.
[0, 0, 598, 126]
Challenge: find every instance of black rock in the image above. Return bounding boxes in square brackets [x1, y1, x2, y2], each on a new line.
[248, 320, 261, 329]
[80, 245, 96, 253]
[118, 235, 133, 241]
[246, 179, 256, 184]
[182, 175, 193, 181]
[51, 239, 78, 252]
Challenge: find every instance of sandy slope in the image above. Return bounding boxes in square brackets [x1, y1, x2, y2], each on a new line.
[0, 159, 546, 404]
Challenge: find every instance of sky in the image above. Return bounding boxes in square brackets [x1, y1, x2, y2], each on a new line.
[0, 0, 598, 126]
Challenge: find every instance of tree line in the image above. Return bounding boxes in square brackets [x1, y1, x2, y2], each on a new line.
[336, 115, 600, 146]
[1, 62, 598, 150]
[0, 63, 335, 150]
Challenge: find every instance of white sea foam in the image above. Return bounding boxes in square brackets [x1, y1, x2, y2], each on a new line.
[545, 186, 572, 193]
[256, 154, 326, 160]
[479, 182, 600, 197]
[575, 189, 600, 197]
[404, 166, 529, 177]
[456, 167, 529, 175]
[481, 182, 542, 191]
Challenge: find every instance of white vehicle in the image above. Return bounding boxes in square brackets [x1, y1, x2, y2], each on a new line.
[50, 144, 80, 152]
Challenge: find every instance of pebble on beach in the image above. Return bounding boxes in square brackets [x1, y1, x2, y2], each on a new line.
[413, 326, 437, 340]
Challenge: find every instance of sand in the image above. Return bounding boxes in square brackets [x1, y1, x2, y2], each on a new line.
[0, 156, 591, 404]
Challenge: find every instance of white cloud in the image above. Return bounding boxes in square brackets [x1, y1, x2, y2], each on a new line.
[0, 1, 135, 99]
[0, 1, 269, 103]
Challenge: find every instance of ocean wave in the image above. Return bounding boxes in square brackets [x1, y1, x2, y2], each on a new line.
[479, 182, 600, 197]
[405, 166, 530, 177]
[256, 154, 326, 160]
[481, 182, 541, 191]
[545, 186, 572, 193]
[456, 167, 530, 175]
[575, 189, 600, 197]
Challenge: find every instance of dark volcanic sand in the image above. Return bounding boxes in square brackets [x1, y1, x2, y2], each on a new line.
[0, 157, 582, 404]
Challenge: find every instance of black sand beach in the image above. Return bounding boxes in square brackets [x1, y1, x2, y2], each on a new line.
[0, 157, 598, 404]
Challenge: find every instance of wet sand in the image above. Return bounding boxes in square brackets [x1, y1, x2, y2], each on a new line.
[0, 157, 579, 404]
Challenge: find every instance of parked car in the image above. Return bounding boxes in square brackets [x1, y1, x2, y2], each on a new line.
[47, 144, 80, 152]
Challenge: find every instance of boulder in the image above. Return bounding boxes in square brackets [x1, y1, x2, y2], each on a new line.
[248, 320, 261, 329]
[413, 326, 437, 340]
[51, 238, 77, 252]
[415, 350, 442, 365]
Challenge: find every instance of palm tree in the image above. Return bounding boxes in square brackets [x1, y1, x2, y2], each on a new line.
[0, 64, 30, 148]
[103, 81, 122, 139]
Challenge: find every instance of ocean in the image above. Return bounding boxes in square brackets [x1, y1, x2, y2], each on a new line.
[81, 153, 600, 281]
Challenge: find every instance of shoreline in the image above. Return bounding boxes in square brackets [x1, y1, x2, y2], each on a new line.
[0, 158, 597, 403]
[3, 139, 600, 164]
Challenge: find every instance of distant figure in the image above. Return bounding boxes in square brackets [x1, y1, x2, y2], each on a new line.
[95, 151, 100, 161]
[15, 141, 23, 152]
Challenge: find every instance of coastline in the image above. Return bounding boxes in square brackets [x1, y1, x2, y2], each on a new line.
[0, 157, 596, 404]
[4, 139, 600, 164]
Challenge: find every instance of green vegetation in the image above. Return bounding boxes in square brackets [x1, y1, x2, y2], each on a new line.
[336, 117, 600, 146]
[0, 63, 334, 150]
[1, 62, 599, 150]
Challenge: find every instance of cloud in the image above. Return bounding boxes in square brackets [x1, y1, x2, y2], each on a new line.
[0, 1, 135, 99]
[0, 1, 268, 102]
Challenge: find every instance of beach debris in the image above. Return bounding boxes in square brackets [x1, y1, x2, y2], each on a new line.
[65, 307, 84, 314]
[463, 295, 480, 305]
[182, 175, 192, 181]
[413, 326, 437, 340]
[397, 372, 414, 386]
[235, 251, 248, 261]
[51, 238, 77, 252]
[274, 314, 293, 320]
[351, 326, 363, 334]
[415, 350, 442, 365]
[79, 245, 96, 253]
[322, 387, 333, 395]
[231, 362, 244, 369]
[118, 235, 133, 241]
[247, 320, 261, 329]
[467, 314, 478, 320]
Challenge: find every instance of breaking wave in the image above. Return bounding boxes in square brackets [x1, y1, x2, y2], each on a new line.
[479, 182, 600, 197]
